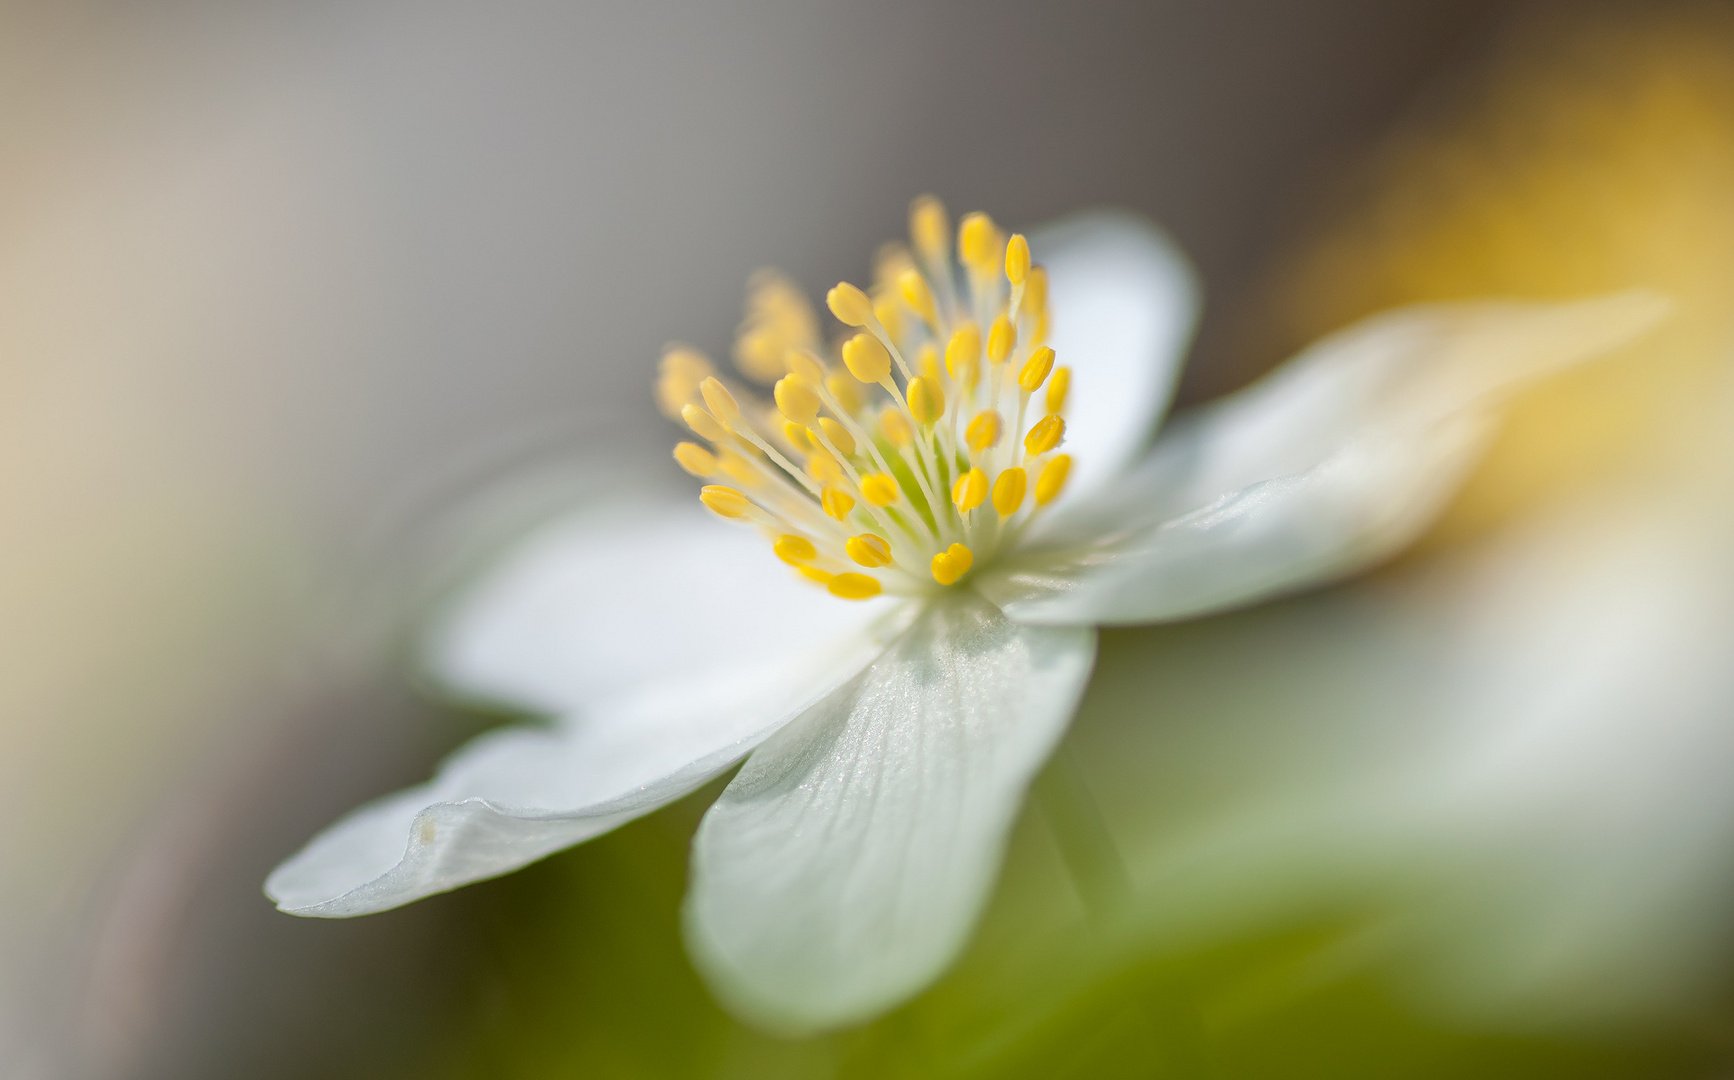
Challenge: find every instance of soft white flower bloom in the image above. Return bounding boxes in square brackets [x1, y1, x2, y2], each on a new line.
[265, 201, 1664, 1032]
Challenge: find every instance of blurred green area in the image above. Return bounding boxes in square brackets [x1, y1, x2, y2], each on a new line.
[376, 621, 1726, 1079]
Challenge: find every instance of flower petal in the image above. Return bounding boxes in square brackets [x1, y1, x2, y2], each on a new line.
[682, 593, 1096, 1033]
[270, 493, 908, 916]
[426, 494, 894, 717]
[269, 607, 907, 916]
[989, 292, 1668, 625]
[1030, 210, 1200, 502]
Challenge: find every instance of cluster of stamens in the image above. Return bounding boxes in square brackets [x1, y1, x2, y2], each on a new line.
[657, 196, 1073, 601]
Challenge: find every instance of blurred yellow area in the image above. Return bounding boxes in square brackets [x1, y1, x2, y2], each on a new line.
[1253, 3, 1734, 546]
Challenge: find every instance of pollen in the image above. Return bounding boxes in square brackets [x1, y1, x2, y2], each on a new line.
[827, 573, 883, 600]
[860, 473, 900, 505]
[664, 197, 1085, 602]
[992, 467, 1027, 515]
[966, 411, 1003, 452]
[846, 533, 893, 567]
[953, 467, 988, 512]
[1024, 413, 1065, 455]
[673, 442, 717, 477]
[1035, 454, 1072, 505]
[773, 534, 817, 564]
[930, 543, 974, 586]
[700, 486, 752, 519]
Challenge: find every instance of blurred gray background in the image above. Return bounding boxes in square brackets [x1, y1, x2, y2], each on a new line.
[0, 1, 1518, 1075]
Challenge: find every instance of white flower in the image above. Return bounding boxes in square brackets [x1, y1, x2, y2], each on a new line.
[264, 200, 1664, 1032]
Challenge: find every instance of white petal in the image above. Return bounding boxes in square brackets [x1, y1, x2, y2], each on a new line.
[426, 494, 893, 717]
[1030, 210, 1200, 502]
[272, 491, 909, 916]
[991, 292, 1669, 625]
[682, 594, 1096, 1033]
[269, 605, 911, 916]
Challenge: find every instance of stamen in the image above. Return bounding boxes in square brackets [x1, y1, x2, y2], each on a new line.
[699, 377, 745, 432]
[987, 316, 1016, 364]
[1045, 366, 1071, 413]
[908, 376, 945, 426]
[826, 282, 875, 327]
[774, 376, 822, 425]
[773, 535, 817, 564]
[966, 411, 1003, 452]
[1035, 454, 1072, 505]
[673, 442, 717, 477]
[806, 451, 844, 485]
[897, 268, 939, 330]
[946, 324, 981, 381]
[958, 214, 999, 275]
[784, 422, 814, 452]
[880, 407, 913, 448]
[682, 404, 729, 443]
[815, 417, 855, 457]
[700, 486, 753, 519]
[821, 486, 855, 520]
[992, 467, 1027, 515]
[860, 473, 900, 505]
[1018, 346, 1055, 392]
[952, 468, 988, 512]
[656, 346, 715, 419]
[1024, 414, 1065, 456]
[841, 333, 892, 383]
[1004, 234, 1030, 287]
[827, 573, 883, 600]
[911, 196, 950, 263]
[930, 543, 974, 586]
[845, 533, 893, 567]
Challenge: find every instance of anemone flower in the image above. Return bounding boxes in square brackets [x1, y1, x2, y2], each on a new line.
[265, 198, 1663, 1032]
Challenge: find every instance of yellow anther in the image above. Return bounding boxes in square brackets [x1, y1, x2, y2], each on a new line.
[880, 406, 913, 447]
[699, 377, 744, 432]
[945, 323, 981, 381]
[1045, 366, 1071, 413]
[1035, 454, 1072, 505]
[952, 467, 988, 512]
[1024, 413, 1065, 455]
[734, 270, 819, 383]
[798, 565, 834, 585]
[992, 467, 1027, 515]
[774, 375, 822, 424]
[682, 403, 728, 442]
[826, 282, 874, 327]
[806, 450, 844, 485]
[959, 212, 999, 272]
[700, 485, 752, 519]
[787, 349, 827, 386]
[966, 410, 1003, 452]
[987, 315, 1016, 363]
[717, 449, 758, 485]
[673, 442, 717, 477]
[1018, 346, 1055, 392]
[1005, 233, 1030, 287]
[1024, 264, 1048, 315]
[845, 533, 893, 568]
[773, 534, 817, 565]
[821, 485, 856, 520]
[841, 332, 892, 383]
[911, 195, 950, 261]
[827, 372, 863, 414]
[1032, 308, 1050, 348]
[655, 346, 715, 413]
[827, 573, 883, 600]
[860, 473, 900, 505]
[816, 417, 855, 457]
[897, 268, 938, 326]
[917, 343, 941, 380]
[908, 376, 945, 426]
[873, 294, 904, 340]
[784, 421, 814, 452]
[930, 543, 974, 586]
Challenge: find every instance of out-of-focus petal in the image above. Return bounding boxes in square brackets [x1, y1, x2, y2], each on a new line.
[683, 594, 1096, 1033]
[268, 604, 910, 917]
[1030, 210, 1200, 503]
[988, 293, 1667, 625]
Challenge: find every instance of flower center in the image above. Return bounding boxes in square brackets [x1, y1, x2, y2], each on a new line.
[658, 196, 1074, 601]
